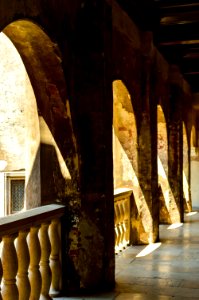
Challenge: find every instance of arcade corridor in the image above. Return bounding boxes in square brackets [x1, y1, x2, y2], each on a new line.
[1, 0, 199, 299]
[55, 209, 199, 299]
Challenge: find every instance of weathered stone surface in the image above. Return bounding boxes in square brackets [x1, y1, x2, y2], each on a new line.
[0, 0, 195, 295]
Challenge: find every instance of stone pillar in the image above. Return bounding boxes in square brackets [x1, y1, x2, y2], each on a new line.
[150, 92, 159, 238]
[132, 111, 158, 244]
[131, 32, 159, 244]
[65, 0, 114, 291]
[183, 123, 192, 212]
[168, 86, 184, 223]
[187, 142, 192, 211]
[190, 124, 199, 208]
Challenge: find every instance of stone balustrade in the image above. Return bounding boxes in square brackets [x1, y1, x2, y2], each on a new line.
[0, 204, 65, 300]
[114, 188, 133, 254]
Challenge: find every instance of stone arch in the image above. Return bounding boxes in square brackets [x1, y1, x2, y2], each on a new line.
[0, 20, 79, 210]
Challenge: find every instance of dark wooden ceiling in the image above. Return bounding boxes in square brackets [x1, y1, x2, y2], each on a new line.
[156, 0, 199, 93]
[118, 0, 199, 93]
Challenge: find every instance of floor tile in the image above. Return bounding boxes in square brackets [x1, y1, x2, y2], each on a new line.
[54, 209, 199, 300]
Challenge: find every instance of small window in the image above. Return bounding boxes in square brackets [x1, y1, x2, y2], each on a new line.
[10, 179, 25, 214]
[4, 172, 25, 215]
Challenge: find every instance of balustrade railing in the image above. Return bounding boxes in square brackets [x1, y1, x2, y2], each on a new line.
[0, 204, 65, 300]
[114, 188, 133, 254]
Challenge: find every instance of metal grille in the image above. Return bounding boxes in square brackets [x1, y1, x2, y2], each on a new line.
[11, 179, 25, 213]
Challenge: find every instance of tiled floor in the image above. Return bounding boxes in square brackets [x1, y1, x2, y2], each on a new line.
[54, 208, 199, 299]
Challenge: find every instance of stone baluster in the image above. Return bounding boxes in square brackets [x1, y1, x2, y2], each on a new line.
[119, 198, 124, 251]
[121, 198, 126, 247]
[1, 234, 18, 300]
[114, 201, 121, 253]
[116, 200, 121, 250]
[0, 239, 3, 300]
[28, 226, 42, 300]
[114, 202, 118, 253]
[16, 230, 31, 300]
[39, 222, 52, 300]
[114, 201, 117, 252]
[123, 197, 130, 247]
[49, 219, 61, 296]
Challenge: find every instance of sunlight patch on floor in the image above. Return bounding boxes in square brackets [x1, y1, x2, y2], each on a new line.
[136, 242, 161, 257]
[167, 223, 183, 230]
[186, 211, 198, 216]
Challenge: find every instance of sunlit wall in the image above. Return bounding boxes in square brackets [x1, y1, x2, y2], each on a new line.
[190, 125, 199, 208]
[113, 80, 137, 189]
[157, 105, 168, 176]
[0, 32, 41, 214]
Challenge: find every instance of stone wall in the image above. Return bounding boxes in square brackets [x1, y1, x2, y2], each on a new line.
[113, 80, 137, 188]
[0, 0, 196, 294]
[0, 32, 41, 211]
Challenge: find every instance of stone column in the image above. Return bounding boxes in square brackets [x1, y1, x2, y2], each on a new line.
[65, 0, 114, 291]
[168, 86, 184, 223]
[133, 110, 158, 244]
[131, 32, 159, 244]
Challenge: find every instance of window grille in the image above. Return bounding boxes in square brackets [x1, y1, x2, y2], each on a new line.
[3, 172, 25, 215]
[10, 179, 25, 213]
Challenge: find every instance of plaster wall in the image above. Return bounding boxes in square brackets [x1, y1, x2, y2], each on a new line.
[0, 32, 27, 172]
[191, 160, 199, 208]
[191, 147, 199, 208]
[0, 0, 195, 293]
[0, 32, 41, 211]
[113, 80, 137, 189]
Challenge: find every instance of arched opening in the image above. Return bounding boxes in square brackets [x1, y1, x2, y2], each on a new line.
[183, 123, 191, 212]
[190, 125, 199, 208]
[0, 31, 40, 215]
[191, 125, 196, 149]
[157, 104, 179, 223]
[0, 20, 78, 216]
[113, 80, 137, 189]
[113, 80, 152, 250]
[112, 80, 135, 252]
